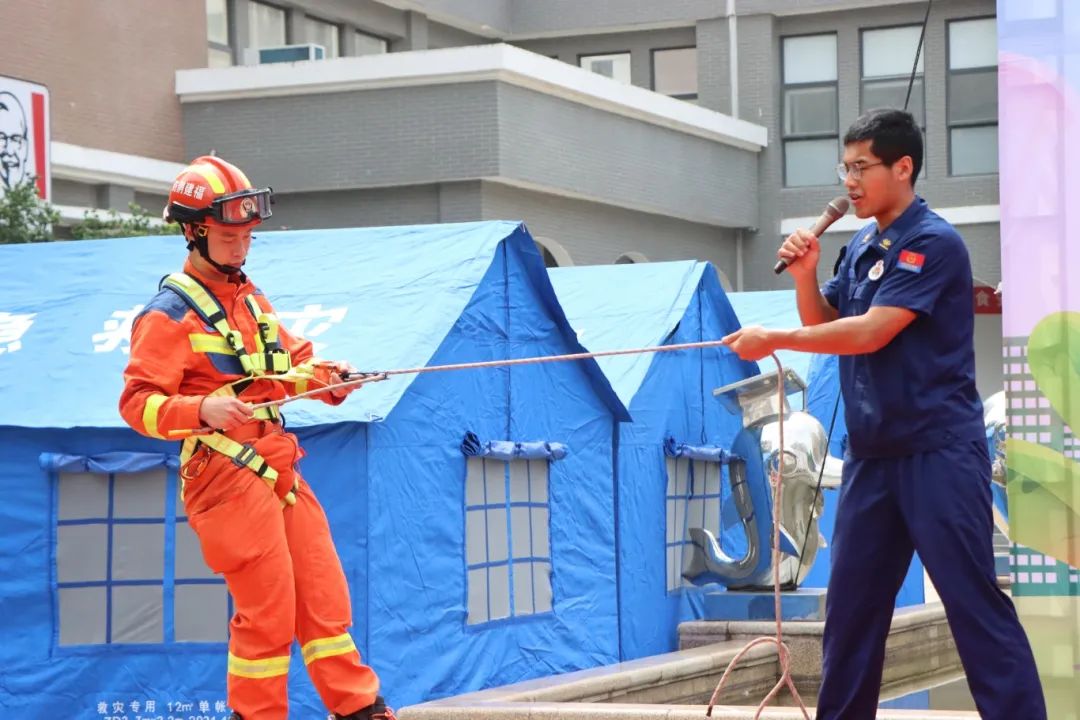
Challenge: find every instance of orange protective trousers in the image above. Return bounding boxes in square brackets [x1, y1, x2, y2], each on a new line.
[182, 422, 379, 720]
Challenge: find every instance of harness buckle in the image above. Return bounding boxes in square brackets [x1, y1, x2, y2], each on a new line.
[232, 443, 258, 468]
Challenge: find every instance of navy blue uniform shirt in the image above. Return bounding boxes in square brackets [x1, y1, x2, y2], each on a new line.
[821, 196, 984, 458]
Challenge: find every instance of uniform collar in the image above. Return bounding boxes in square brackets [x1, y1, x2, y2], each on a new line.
[873, 196, 926, 251]
[855, 196, 927, 255]
[183, 258, 252, 298]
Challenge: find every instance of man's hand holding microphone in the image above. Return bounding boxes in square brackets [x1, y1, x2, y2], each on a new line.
[773, 196, 849, 278]
[723, 196, 849, 362]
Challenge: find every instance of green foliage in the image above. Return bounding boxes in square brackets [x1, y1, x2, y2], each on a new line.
[0, 177, 59, 244]
[70, 203, 180, 240]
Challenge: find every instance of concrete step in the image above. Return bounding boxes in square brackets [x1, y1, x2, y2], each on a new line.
[399, 604, 974, 720]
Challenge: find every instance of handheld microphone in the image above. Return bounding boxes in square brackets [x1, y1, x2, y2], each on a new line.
[773, 196, 850, 275]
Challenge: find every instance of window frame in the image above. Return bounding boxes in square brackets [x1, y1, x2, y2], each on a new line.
[859, 23, 926, 122]
[247, 0, 289, 49]
[51, 463, 230, 652]
[464, 456, 553, 627]
[205, 0, 233, 66]
[780, 31, 840, 188]
[946, 15, 999, 177]
[578, 50, 633, 85]
[354, 28, 389, 56]
[304, 14, 342, 58]
[859, 23, 928, 179]
[665, 455, 728, 593]
[650, 45, 699, 101]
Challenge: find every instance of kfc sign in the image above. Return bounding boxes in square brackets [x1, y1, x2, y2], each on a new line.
[0, 75, 50, 201]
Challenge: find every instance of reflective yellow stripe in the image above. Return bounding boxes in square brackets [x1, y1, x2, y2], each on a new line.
[245, 297, 266, 353]
[301, 633, 357, 665]
[292, 359, 316, 393]
[189, 333, 232, 354]
[227, 652, 290, 679]
[165, 273, 257, 376]
[164, 275, 229, 335]
[190, 163, 227, 195]
[142, 393, 168, 439]
[252, 406, 280, 422]
[197, 433, 278, 481]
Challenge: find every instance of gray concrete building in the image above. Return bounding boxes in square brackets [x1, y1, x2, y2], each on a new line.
[0, 0, 1005, 390]
[174, 0, 1003, 391]
[178, 0, 1000, 280]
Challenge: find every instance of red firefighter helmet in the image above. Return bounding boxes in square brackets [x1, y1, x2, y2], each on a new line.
[164, 156, 272, 229]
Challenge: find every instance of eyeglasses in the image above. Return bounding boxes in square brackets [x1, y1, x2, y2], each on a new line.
[0, 132, 26, 151]
[836, 161, 885, 181]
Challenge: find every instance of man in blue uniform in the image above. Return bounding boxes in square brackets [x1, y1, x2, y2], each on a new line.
[722, 109, 1045, 719]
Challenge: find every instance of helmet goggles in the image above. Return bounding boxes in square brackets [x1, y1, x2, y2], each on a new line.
[170, 187, 273, 226]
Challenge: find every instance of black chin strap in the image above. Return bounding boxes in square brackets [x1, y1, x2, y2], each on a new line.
[186, 224, 244, 276]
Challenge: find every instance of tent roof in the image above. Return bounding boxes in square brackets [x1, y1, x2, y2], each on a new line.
[724, 289, 812, 386]
[0, 221, 625, 428]
[549, 261, 710, 407]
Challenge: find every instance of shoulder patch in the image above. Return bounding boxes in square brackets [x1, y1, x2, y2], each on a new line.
[897, 250, 926, 273]
[136, 288, 191, 323]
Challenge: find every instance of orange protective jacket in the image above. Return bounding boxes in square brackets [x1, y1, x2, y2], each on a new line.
[119, 259, 342, 447]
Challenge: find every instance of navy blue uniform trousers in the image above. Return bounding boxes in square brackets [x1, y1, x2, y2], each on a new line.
[815, 439, 1046, 719]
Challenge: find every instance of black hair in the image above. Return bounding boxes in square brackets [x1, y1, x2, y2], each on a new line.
[843, 108, 923, 186]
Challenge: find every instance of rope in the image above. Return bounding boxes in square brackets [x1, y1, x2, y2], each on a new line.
[247, 341, 809, 715]
[250, 338, 734, 410]
[705, 353, 810, 719]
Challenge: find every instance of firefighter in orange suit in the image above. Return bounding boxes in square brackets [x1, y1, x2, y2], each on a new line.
[119, 156, 396, 720]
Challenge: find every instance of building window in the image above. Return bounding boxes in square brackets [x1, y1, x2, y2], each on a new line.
[54, 468, 229, 646]
[305, 16, 340, 58]
[861, 26, 925, 124]
[666, 456, 724, 592]
[652, 47, 698, 101]
[580, 52, 632, 85]
[465, 457, 552, 625]
[948, 18, 998, 176]
[782, 34, 839, 187]
[205, 0, 232, 67]
[248, 0, 287, 49]
[355, 30, 388, 55]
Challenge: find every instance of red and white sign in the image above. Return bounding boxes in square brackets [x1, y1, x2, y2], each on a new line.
[0, 75, 50, 201]
[974, 284, 1002, 314]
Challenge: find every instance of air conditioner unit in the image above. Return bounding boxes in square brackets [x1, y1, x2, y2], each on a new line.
[254, 43, 326, 65]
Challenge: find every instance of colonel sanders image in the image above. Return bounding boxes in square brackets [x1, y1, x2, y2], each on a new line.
[0, 91, 29, 191]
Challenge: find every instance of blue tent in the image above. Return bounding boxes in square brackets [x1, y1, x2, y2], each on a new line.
[725, 290, 924, 605]
[550, 261, 759, 659]
[0, 221, 629, 716]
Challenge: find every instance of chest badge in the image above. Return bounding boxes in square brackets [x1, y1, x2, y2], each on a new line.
[868, 259, 885, 281]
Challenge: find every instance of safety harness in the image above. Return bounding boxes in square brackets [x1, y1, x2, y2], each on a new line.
[162, 272, 301, 506]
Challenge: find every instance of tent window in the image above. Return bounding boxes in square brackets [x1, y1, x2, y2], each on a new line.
[54, 468, 229, 646]
[665, 457, 724, 592]
[464, 457, 552, 625]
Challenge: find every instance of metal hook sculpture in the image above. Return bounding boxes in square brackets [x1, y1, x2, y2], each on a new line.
[683, 368, 842, 590]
